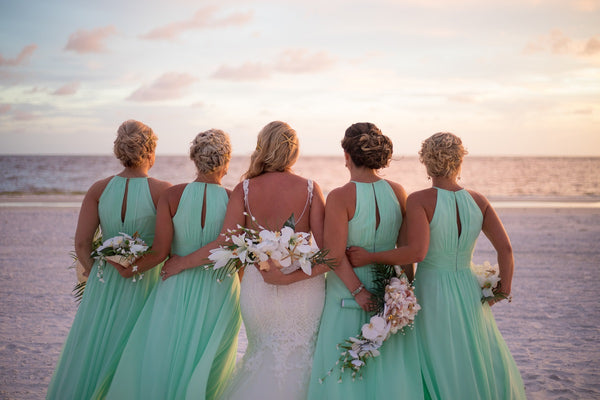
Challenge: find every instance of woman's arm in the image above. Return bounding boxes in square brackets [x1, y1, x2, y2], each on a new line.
[346, 192, 430, 267]
[160, 183, 246, 279]
[309, 181, 326, 249]
[74, 181, 106, 277]
[475, 192, 514, 298]
[323, 186, 373, 310]
[109, 187, 177, 278]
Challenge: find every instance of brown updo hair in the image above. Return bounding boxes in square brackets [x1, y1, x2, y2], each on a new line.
[113, 120, 157, 168]
[419, 132, 468, 178]
[342, 122, 393, 170]
[189, 129, 232, 174]
[243, 121, 299, 180]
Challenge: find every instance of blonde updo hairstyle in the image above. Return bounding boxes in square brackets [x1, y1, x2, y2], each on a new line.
[342, 122, 393, 170]
[243, 121, 299, 180]
[189, 129, 232, 174]
[114, 120, 157, 168]
[419, 132, 468, 178]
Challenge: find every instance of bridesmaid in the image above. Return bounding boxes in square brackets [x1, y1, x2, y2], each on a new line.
[307, 122, 424, 399]
[105, 129, 241, 400]
[347, 132, 526, 399]
[47, 120, 171, 399]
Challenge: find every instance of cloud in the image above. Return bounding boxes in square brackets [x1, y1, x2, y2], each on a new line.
[524, 30, 600, 57]
[127, 72, 197, 101]
[0, 44, 37, 66]
[582, 37, 600, 55]
[140, 6, 253, 41]
[211, 62, 271, 81]
[275, 49, 336, 74]
[52, 82, 80, 96]
[211, 49, 336, 81]
[65, 26, 117, 53]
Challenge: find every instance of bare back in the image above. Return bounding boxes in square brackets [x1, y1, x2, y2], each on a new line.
[244, 172, 317, 234]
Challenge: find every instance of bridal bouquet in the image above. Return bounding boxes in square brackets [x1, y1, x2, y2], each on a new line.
[207, 214, 334, 282]
[471, 261, 509, 303]
[323, 265, 421, 383]
[92, 232, 150, 283]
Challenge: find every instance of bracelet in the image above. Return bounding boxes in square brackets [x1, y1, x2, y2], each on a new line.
[351, 283, 365, 297]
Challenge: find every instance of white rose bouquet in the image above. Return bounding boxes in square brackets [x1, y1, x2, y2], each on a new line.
[207, 214, 334, 282]
[323, 265, 421, 383]
[471, 261, 510, 304]
[91, 231, 150, 283]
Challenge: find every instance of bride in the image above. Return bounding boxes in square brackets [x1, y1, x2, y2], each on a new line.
[164, 121, 328, 399]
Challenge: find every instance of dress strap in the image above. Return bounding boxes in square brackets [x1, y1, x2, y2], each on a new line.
[243, 179, 255, 221]
[295, 179, 313, 225]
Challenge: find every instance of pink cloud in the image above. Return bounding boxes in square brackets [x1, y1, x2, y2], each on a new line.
[211, 62, 271, 81]
[582, 37, 600, 55]
[141, 7, 253, 41]
[0, 44, 37, 66]
[127, 72, 197, 102]
[524, 31, 600, 57]
[65, 26, 117, 53]
[52, 82, 80, 96]
[275, 49, 336, 74]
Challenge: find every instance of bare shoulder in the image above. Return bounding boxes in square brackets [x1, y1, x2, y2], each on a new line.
[327, 182, 355, 203]
[86, 176, 114, 199]
[407, 187, 435, 204]
[148, 177, 172, 193]
[384, 179, 407, 198]
[164, 183, 187, 199]
[466, 189, 490, 212]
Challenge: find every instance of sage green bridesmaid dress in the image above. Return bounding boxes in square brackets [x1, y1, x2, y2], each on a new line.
[47, 176, 162, 399]
[414, 188, 526, 399]
[307, 180, 424, 399]
[106, 182, 241, 400]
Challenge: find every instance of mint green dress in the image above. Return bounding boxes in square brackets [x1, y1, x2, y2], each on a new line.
[47, 177, 162, 400]
[106, 182, 241, 400]
[414, 188, 526, 399]
[308, 180, 424, 399]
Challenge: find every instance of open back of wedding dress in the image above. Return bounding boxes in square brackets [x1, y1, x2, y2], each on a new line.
[220, 179, 325, 400]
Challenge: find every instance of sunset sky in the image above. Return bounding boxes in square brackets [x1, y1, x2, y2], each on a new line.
[1, 0, 599, 156]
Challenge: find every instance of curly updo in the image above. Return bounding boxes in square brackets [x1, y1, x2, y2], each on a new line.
[189, 129, 232, 174]
[114, 120, 157, 168]
[419, 132, 468, 178]
[341, 122, 393, 170]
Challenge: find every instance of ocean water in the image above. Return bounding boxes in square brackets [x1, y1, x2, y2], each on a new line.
[1, 155, 599, 204]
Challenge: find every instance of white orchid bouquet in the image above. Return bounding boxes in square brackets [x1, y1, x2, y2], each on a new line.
[471, 261, 509, 304]
[207, 214, 334, 282]
[91, 231, 151, 283]
[323, 265, 420, 383]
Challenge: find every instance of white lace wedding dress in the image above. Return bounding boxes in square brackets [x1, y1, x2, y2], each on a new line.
[220, 180, 326, 400]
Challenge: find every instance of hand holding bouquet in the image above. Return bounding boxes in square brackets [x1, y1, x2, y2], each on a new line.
[92, 232, 151, 282]
[471, 261, 510, 304]
[324, 265, 421, 383]
[207, 214, 334, 282]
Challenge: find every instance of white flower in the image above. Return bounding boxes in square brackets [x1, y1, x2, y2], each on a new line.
[482, 287, 494, 298]
[361, 315, 390, 342]
[208, 248, 234, 269]
[129, 243, 148, 255]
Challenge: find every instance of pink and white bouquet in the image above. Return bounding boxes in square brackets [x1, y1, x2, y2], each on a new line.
[324, 266, 420, 382]
[92, 231, 150, 283]
[207, 214, 333, 281]
[471, 261, 509, 303]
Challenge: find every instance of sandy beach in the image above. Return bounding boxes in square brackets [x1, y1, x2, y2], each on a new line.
[0, 200, 599, 400]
